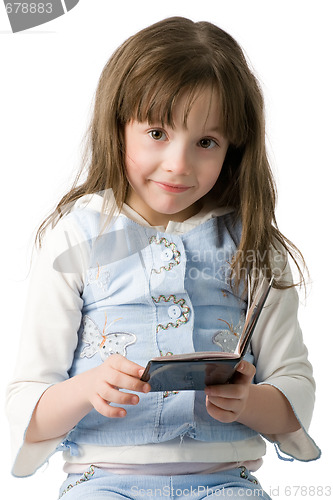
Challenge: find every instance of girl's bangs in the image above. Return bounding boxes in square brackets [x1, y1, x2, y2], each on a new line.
[138, 84, 211, 127]
[123, 69, 222, 129]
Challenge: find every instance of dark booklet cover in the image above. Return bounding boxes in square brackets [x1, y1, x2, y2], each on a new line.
[141, 278, 273, 391]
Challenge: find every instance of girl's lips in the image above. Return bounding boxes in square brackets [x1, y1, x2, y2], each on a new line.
[152, 181, 192, 193]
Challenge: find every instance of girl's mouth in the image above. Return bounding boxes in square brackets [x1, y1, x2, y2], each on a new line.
[152, 181, 192, 193]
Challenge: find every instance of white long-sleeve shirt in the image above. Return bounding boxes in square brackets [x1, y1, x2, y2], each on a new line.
[6, 194, 320, 477]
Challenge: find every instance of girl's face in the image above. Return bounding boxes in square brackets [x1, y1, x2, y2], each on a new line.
[124, 88, 229, 227]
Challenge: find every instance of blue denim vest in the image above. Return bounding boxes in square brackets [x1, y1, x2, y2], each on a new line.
[64, 207, 258, 451]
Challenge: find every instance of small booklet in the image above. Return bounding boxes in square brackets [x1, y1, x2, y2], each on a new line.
[141, 277, 273, 391]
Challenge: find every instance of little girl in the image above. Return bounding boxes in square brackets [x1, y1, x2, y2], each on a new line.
[7, 17, 320, 499]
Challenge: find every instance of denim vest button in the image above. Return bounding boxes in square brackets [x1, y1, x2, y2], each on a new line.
[168, 305, 182, 319]
[160, 248, 174, 261]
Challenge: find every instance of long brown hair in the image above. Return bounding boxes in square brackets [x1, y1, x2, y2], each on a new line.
[35, 16, 306, 292]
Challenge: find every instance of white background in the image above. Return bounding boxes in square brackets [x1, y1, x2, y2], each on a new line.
[0, 0, 332, 498]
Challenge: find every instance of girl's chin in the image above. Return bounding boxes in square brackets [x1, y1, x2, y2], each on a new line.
[145, 201, 201, 224]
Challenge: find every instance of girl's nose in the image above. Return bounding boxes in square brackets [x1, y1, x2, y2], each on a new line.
[163, 144, 191, 175]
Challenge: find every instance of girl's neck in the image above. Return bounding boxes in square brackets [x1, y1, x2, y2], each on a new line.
[125, 192, 203, 228]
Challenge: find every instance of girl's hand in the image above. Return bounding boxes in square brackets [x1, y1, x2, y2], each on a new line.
[204, 361, 256, 423]
[79, 354, 150, 419]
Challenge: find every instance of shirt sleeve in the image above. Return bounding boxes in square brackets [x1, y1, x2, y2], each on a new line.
[251, 256, 321, 461]
[5, 213, 90, 477]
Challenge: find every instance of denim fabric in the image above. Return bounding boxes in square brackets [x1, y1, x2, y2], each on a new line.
[61, 209, 258, 451]
[58, 466, 271, 499]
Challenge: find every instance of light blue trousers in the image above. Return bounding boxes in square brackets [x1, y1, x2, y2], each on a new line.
[59, 465, 271, 499]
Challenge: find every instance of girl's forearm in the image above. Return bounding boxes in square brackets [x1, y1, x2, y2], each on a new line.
[25, 373, 93, 444]
[237, 384, 301, 434]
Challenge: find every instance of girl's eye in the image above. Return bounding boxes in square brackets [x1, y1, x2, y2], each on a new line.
[199, 138, 217, 149]
[149, 130, 167, 141]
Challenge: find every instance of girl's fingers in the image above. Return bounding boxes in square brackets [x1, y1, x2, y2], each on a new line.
[204, 361, 255, 422]
[105, 353, 145, 377]
[233, 361, 256, 384]
[205, 397, 236, 423]
[84, 355, 151, 419]
[98, 382, 140, 406]
[103, 354, 151, 393]
[206, 395, 236, 411]
[92, 394, 127, 419]
[93, 382, 144, 419]
[107, 369, 150, 394]
[205, 362, 256, 398]
[205, 382, 245, 399]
